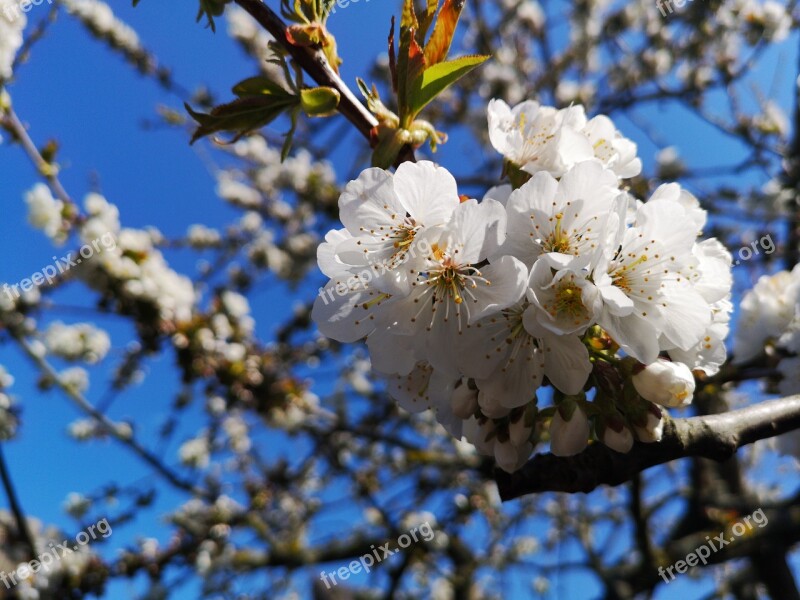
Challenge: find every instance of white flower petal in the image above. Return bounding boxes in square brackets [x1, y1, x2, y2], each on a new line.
[393, 161, 459, 226]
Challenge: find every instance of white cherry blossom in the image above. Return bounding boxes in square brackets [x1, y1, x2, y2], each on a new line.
[526, 256, 602, 336]
[734, 266, 800, 363]
[582, 115, 642, 178]
[592, 192, 711, 364]
[312, 107, 733, 473]
[633, 405, 665, 443]
[384, 199, 526, 377]
[602, 421, 634, 453]
[0, 2, 25, 81]
[334, 161, 460, 295]
[487, 99, 593, 177]
[487, 99, 642, 178]
[499, 161, 622, 267]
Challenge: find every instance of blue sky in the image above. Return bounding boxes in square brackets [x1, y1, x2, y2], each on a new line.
[0, 1, 798, 598]
[0, 2, 406, 597]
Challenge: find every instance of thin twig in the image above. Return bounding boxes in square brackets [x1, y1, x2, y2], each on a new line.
[0, 444, 37, 561]
[0, 105, 74, 207]
[11, 331, 210, 499]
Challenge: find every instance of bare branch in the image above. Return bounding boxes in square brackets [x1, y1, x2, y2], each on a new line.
[10, 330, 210, 499]
[785, 34, 800, 270]
[0, 444, 36, 561]
[0, 106, 74, 207]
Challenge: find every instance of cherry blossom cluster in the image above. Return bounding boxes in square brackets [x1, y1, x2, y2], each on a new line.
[0, 1, 24, 82]
[734, 266, 800, 461]
[312, 99, 733, 472]
[0, 510, 108, 597]
[735, 265, 800, 396]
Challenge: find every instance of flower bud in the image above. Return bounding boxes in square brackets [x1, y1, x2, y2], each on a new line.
[451, 382, 479, 419]
[478, 389, 510, 419]
[602, 417, 634, 453]
[462, 416, 494, 454]
[494, 439, 532, 473]
[633, 405, 664, 443]
[632, 359, 695, 408]
[508, 415, 533, 447]
[549, 405, 590, 456]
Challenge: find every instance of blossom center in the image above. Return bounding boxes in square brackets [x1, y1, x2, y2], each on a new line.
[553, 282, 584, 317]
[542, 212, 573, 254]
[611, 254, 649, 293]
[391, 218, 418, 249]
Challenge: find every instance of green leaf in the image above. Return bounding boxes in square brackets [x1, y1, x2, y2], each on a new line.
[286, 23, 328, 47]
[400, 0, 418, 30]
[388, 18, 398, 93]
[282, 107, 300, 161]
[321, 0, 336, 19]
[407, 54, 489, 116]
[299, 87, 341, 117]
[232, 76, 293, 98]
[186, 96, 297, 144]
[396, 1, 428, 124]
[195, 0, 230, 32]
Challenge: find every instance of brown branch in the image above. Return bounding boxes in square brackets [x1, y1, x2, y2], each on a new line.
[785, 33, 800, 270]
[608, 501, 800, 596]
[0, 105, 74, 207]
[0, 444, 37, 561]
[233, 0, 415, 165]
[234, 0, 377, 139]
[752, 549, 800, 600]
[496, 395, 800, 501]
[10, 330, 210, 500]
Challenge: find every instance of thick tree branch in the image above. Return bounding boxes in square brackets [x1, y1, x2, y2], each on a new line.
[752, 549, 800, 600]
[496, 396, 800, 500]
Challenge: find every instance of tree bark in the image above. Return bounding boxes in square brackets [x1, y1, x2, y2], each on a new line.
[496, 396, 800, 500]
